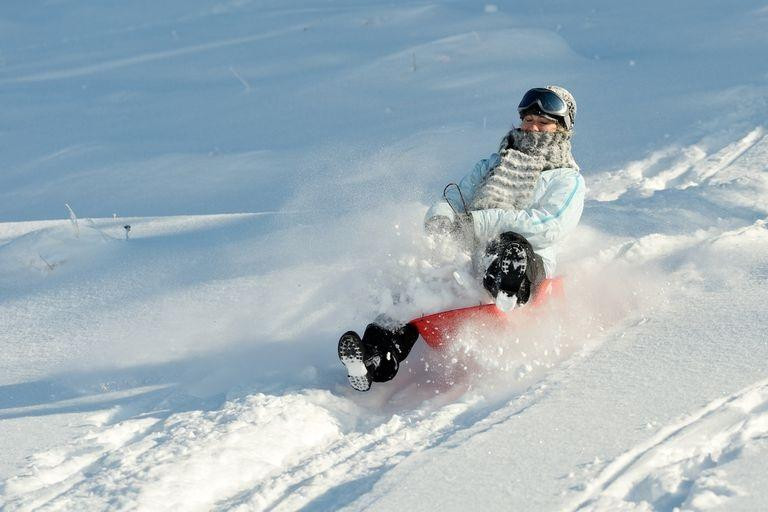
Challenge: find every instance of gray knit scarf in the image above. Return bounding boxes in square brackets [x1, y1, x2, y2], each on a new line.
[469, 129, 579, 211]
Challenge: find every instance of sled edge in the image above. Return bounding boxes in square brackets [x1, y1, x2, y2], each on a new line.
[410, 276, 565, 349]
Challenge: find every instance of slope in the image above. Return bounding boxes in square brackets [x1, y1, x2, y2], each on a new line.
[1, 1, 768, 511]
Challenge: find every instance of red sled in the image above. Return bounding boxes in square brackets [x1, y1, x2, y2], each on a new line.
[409, 277, 565, 349]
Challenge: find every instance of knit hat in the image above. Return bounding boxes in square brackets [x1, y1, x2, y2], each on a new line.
[545, 85, 576, 129]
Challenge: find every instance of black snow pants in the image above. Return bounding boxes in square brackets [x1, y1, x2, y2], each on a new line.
[360, 322, 419, 383]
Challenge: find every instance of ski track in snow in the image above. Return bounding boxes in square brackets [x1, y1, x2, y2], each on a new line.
[567, 378, 768, 511]
[1, 27, 301, 84]
[588, 128, 767, 202]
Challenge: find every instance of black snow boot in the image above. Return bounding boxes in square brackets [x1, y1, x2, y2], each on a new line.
[339, 322, 419, 391]
[338, 331, 373, 392]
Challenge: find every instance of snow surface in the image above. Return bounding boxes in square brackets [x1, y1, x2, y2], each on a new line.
[1, 1, 767, 510]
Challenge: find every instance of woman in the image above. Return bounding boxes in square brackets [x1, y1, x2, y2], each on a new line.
[339, 85, 585, 392]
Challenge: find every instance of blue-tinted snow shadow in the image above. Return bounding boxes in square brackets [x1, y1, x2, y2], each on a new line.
[583, 187, 767, 240]
[0, 330, 343, 422]
[0, 211, 314, 305]
[285, 472, 389, 512]
[0, 207, 389, 420]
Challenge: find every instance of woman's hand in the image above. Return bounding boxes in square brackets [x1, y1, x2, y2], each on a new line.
[425, 213, 474, 246]
[424, 215, 455, 237]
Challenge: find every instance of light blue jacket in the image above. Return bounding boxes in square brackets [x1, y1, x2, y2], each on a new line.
[425, 153, 585, 277]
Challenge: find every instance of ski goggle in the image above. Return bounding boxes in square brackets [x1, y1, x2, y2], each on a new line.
[517, 88, 572, 129]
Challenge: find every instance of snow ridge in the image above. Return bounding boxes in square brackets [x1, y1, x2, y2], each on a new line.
[0, 389, 482, 511]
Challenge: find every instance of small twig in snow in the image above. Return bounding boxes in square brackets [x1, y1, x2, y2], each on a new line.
[65, 203, 79, 238]
[38, 253, 55, 271]
[229, 67, 253, 93]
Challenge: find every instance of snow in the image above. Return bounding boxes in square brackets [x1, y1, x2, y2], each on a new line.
[1, 1, 768, 510]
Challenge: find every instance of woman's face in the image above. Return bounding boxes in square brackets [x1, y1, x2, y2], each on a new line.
[520, 114, 559, 132]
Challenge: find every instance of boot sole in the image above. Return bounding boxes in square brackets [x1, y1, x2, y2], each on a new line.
[338, 331, 372, 392]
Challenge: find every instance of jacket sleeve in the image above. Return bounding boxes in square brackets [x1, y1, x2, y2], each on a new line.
[424, 154, 499, 222]
[469, 171, 585, 249]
